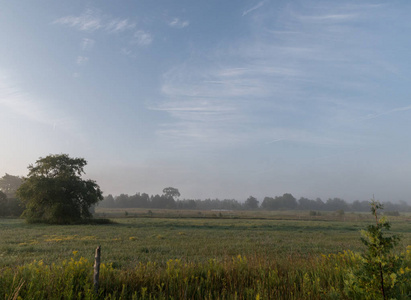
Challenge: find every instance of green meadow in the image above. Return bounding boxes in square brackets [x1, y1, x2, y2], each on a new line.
[1, 209, 411, 299]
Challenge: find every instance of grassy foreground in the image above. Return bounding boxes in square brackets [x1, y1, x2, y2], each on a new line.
[1, 210, 411, 299]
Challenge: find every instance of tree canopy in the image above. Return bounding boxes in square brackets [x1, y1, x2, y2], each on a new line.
[0, 191, 8, 216]
[17, 154, 103, 224]
[162, 187, 180, 199]
[244, 196, 259, 209]
[0, 173, 23, 198]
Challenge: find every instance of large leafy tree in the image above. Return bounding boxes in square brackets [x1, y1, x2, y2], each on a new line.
[162, 187, 180, 199]
[17, 154, 103, 224]
[244, 196, 259, 209]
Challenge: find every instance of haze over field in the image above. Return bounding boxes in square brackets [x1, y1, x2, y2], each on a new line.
[1, 1, 411, 202]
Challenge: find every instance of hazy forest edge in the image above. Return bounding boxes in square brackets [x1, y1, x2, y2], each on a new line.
[2, 174, 411, 218]
[1, 154, 411, 219]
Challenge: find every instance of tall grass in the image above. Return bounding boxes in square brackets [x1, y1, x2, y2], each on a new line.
[0, 251, 343, 299]
[1, 212, 411, 299]
[1, 249, 410, 299]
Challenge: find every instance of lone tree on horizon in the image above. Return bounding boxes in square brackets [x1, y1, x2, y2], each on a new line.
[17, 154, 103, 224]
[162, 187, 180, 200]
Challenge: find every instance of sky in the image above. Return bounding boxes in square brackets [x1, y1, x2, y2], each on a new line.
[1, 0, 411, 202]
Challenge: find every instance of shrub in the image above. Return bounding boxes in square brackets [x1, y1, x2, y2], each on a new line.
[336, 209, 344, 216]
[345, 199, 410, 299]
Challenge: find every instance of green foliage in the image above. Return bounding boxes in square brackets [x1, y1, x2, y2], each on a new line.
[345, 199, 409, 299]
[0, 173, 23, 198]
[336, 209, 345, 217]
[0, 192, 23, 217]
[0, 251, 355, 299]
[5, 198, 25, 217]
[261, 193, 297, 210]
[0, 191, 8, 216]
[244, 196, 259, 209]
[17, 154, 103, 224]
[309, 210, 321, 216]
[2, 248, 410, 299]
[162, 187, 180, 199]
[0, 174, 25, 217]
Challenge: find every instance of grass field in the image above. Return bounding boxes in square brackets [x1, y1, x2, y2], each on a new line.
[1, 209, 411, 299]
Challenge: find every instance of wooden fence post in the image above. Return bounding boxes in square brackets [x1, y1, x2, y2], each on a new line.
[94, 246, 101, 294]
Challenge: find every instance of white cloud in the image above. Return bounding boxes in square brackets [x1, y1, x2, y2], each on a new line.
[81, 38, 95, 51]
[0, 73, 76, 133]
[105, 19, 136, 33]
[294, 13, 358, 23]
[169, 18, 189, 28]
[120, 48, 133, 57]
[76, 56, 89, 65]
[363, 105, 411, 120]
[151, 2, 391, 150]
[53, 9, 102, 32]
[153, 62, 300, 148]
[55, 10, 136, 34]
[242, 1, 266, 16]
[133, 30, 153, 46]
[54, 10, 152, 53]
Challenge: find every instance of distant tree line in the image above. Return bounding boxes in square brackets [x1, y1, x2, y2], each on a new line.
[98, 192, 411, 213]
[1, 171, 410, 217]
[99, 194, 246, 210]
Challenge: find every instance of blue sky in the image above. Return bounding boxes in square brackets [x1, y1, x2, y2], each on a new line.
[1, 0, 411, 202]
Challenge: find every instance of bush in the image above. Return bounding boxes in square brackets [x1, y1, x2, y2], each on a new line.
[336, 209, 345, 216]
[345, 199, 410, 299]
[309, 210, 321, 216]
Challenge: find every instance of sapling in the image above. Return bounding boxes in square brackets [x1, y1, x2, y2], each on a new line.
[345, 198, 407, 299]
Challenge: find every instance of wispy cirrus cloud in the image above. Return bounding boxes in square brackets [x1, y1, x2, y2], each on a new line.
[363, 105, 411, 120]
[242, 1, 266, 16]
[168, 18, 189, 28]
[81, 38, 95, 51]
[133, 30, 153, 46]
[155, 62, 363, 148]
[0, 72, 77, 133]
[54, 9, 152, 59]
[54, 9, 136, 34]
[76, 56, 89, 65]
[53, 9, 102, 32]
[293, 12, 358, 23]
[54, 9, 148, 46]
[106, 19, 136, 33]
[152, 2, 392, 149]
